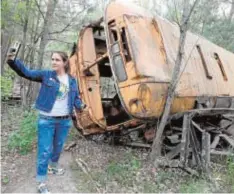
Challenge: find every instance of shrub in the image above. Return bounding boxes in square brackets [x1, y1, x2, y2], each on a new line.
[8, 110, 37, 154]
[1, 67, 15, 99]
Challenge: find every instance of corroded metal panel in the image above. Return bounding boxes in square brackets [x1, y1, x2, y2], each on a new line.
[70, 1, 234, 135]
[155, 16, 234, 96]
[104, 1, 234, 119]
[72, 28, 106, 133]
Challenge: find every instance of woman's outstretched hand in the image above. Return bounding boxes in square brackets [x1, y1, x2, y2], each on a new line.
[6, 52, 15, 61]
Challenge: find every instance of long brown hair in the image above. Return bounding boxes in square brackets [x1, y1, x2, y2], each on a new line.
[51, 51, 70, 73]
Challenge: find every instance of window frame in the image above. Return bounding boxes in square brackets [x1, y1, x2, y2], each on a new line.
[108, 23, 128, 82]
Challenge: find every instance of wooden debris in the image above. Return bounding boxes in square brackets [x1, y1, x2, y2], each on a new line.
[210, 135, 220, 149]
[201, 132, 211, 172]
[75, 158, 90, 174]
[191, 121, 204, 132]
[166, 144, 181, 159]
[219, 134, 234, 148]
[125, 142, 151, 148]
[166, 134, 181, 144]
[210, 150, 234, 156]
[64, 141, 77, 151]
[190, 126, 202, 167]
[75, 158, 102, 192]
[180, 113, 190, 167]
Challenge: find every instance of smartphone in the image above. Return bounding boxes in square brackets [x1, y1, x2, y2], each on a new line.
[8, 41, 21, 62]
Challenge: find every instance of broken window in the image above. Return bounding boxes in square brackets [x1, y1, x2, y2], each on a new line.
[196, 45, 212, 79]
[109, 29, 118, 44]
[120, 27, 132, 62]
[108, 22, 128, 82]
[214, 53, 228, 81]
[111, 42, 120, 54]
[113, 54, 127, 82]
[93, 27, 107, 56]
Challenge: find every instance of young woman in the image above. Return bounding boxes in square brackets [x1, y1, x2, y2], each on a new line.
[7, 51, 86, 193]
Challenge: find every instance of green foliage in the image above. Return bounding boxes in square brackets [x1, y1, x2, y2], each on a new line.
[1, 0, 11, 29]
[227, 156, 234, 192]
[8, 110, 38, 155]
[179, 179, 209, 193]
[203, 19, 234, 52]
[155, 171, 174, 183]
[68, 127, 78, 141]
[106, 153, 141, 186]
[1, 0, 27, 29]
[1, 175, 10, 185]
[162, 0, 234, 53]
[1, 67, 15, 99]
[141, 181, 159, 193]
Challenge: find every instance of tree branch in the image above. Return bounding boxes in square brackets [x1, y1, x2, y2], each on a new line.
[34, 0, 45, 20]
[182, 0, 200, 27]
[48, 38, 73, 45]
[48, 7, 88, 35]
[173, 0, 181, 26]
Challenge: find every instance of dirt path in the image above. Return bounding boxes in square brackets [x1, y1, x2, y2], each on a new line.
[2, 151, 78, 193]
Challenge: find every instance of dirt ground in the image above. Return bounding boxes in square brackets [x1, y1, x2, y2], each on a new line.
[1, 105, 233, 193]
[1, 136, 233, 193]
[1, 151, 77, 193]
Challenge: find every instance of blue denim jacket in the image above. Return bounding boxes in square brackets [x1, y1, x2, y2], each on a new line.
[7, 59, 83, 114]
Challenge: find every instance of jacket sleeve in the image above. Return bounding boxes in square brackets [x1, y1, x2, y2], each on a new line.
[74, 90, 83, 110]
[73, 80, 83, 110]
[7, 59, 46, 82]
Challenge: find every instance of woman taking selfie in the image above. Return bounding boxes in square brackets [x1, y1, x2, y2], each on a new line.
[7, 51, 86, 193]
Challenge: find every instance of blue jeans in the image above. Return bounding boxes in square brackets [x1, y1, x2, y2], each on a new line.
[36, 115, 72, 182]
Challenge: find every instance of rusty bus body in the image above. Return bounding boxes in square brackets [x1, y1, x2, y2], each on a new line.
[69, 1, 234, 138]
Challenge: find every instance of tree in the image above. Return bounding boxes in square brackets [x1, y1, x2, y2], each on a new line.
[31, 0, 59, 101]
[20, 0, 31, 107]
[150, 0, 200, 161]
[1, 0, 91, 105]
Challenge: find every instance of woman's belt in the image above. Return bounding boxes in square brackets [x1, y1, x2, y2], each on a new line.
[39, 114, 70, 119]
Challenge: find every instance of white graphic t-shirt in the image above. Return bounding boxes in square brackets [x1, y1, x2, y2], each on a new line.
[40, 74, 69, 116]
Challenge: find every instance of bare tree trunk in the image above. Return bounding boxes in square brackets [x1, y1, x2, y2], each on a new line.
[20, 0, 30, 107]
[1, 32, 13, 74]
[150, 0, 199, 162]
[32, 0, 58, 101]
[228, 0, 234, 23]
[1, 0, 19, 74]
[37, 0, 58, 68]
[23, 0, 41, 106]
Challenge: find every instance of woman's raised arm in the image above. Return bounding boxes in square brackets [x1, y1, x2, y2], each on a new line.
[7, 59, 48, 82]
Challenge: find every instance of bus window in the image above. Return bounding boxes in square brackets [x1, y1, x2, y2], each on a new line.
[120, 27, 132, 62]
[111, 42, 120, 54]
[113, 54, 127, 82]
[108, 22, 128, 82]
[214, 53, 228, 81]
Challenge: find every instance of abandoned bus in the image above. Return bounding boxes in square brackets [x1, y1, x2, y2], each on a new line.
[69, 1, 234, 146]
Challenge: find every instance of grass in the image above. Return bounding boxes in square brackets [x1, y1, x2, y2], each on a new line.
[226, 156, 234, 192]
[105, 152, 142, 186]
[1, 175, 10, 185]
[68, 126, 78, 141]
[8, 110, 37, 155]
[179, 179, 209, 193]
[141, 181, 159, 193]
[71, 151, 144, 192]
[71, 148, 234, 193]
[6, 108, 78, 155]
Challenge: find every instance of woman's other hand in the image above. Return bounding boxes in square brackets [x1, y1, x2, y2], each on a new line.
[81, 103, 87, 111]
